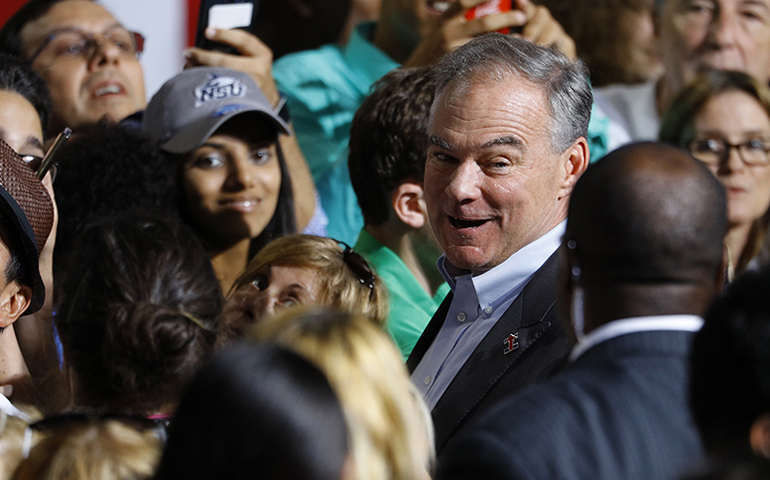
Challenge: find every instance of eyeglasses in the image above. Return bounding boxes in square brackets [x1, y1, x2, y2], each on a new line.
[688, 137, 770, 166]
[20, 155, 58, 182]
[336, 241, 376, 299]
[23, 411, 168, 458]
[27, 26, 145, 64]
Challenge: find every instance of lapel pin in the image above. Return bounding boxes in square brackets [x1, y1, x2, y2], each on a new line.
[504, 332, 519, 355]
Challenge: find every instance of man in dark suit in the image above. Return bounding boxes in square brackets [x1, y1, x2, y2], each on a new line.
[435, 142, 727, 480]
[407, 33, 591, 452]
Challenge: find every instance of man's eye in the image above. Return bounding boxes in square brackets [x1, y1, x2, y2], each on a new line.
[56, 38, 88, 56]
[746, 138, 770, 151]
[278, 297, 299, 308]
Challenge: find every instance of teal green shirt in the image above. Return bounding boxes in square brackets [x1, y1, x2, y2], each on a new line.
[354, 229, 450, 360]
[275, 23, 613, 243]
[274, 23, 398, 244]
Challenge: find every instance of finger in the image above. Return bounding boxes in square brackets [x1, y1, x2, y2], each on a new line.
[441, 0, 499, 21]
[513, 0, 538, 19]
[184, 47, 229, 67]
[451, 10, 527, 38]
[204, 27, 269, 58]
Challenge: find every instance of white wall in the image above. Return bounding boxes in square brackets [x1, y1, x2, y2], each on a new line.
[100, 0, 187, 100]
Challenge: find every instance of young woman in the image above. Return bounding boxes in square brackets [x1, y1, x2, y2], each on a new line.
[144, 67, 321, 292]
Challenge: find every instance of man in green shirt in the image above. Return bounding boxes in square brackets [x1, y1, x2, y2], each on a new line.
[349, 67, 449, 360]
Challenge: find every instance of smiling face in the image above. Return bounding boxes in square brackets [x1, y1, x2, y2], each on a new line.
[659, 0, 770, 93]
[182, 117, 281, 246]
[0, 90, 45, 160]
[425, 77, 575, 273]
[20, 0, 146, 132]
[223, 265, 321, 335]
[691, 90, 770, 228]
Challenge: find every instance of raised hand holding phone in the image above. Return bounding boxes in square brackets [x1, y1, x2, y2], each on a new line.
[403, 0, 574, 68]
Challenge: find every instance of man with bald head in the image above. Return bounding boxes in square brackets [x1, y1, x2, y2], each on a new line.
[436, 142, 726, 480]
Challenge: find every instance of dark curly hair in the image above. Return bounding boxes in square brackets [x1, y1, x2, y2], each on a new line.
[56, 213, 222, 413]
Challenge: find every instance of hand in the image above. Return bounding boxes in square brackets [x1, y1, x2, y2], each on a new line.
[513, 0, 576, 59]
[404, 0, 575, 67]
[184, 28, 281, 106]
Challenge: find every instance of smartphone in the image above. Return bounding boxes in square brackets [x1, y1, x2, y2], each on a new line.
[465, 0, 513, 35]
[195, 0, 259, 55]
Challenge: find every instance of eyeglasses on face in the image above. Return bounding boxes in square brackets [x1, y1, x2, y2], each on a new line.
[27, 26, 145, 64]
[688, 137, 770, 167]
[335, 240, 376, 299]
[19, 155, 58, 183]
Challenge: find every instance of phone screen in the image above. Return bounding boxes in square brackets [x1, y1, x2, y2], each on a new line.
[195, 0, 259, 54]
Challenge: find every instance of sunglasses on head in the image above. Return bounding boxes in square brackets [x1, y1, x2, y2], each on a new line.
[336, 240, 375, 299]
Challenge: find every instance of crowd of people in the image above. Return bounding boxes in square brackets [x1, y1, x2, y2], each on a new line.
[0, 0, 769, 478]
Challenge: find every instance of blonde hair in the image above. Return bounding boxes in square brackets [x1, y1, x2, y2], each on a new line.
[12, 420, 161, 480]
[231, 234, 388, 323]
[0, 406, 41, 480]
[250, 307, 434, 480]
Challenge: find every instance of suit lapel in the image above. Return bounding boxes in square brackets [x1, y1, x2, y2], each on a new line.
[430, 250, 562, 448]
[407, 292, 453, 373]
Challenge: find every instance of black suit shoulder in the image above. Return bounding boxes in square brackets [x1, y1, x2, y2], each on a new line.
[435, 330, 704, 480]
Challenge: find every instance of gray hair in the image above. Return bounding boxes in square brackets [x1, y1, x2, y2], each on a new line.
[432, 33, 593, 153]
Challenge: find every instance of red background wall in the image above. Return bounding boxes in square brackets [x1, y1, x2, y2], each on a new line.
[1, 0, 29, 28]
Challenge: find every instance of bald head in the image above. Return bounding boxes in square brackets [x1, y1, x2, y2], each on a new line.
[567, 142, 726, 288]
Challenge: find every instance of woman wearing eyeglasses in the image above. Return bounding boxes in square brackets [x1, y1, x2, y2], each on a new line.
[660, 70, 770, 280]
[219, 234, 388, 345]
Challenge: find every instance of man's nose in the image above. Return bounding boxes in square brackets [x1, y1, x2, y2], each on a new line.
[444, 160, 482, 204]
[88, 35, 122, 68]
[707, 8, 739, 48]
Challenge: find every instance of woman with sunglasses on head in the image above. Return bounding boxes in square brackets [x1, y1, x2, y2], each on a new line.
[144, 67, 325, 293]
[660, 70, 770, 280]
[219, 234, 388, 344]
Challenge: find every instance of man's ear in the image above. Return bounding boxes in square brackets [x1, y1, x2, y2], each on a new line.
[750, 414, 770, 458]
[0, 281, 32, 329]
[558, 137, 589, 200]
[391, 182, 427, 229]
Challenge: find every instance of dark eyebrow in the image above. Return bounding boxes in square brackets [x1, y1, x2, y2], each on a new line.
[429, 135, 454, 151]
[479, 136, 523, 149]
[28, 135, 44, 150]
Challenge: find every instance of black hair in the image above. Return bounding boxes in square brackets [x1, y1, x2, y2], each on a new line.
[690, 268, 770, 458]
[56, 213, 223, 413]
[0, 53, 51, 133]
[348, 67, 436, 226]
[0, 0, 87, 59]
[0, 208, 30, 333]
[154, 343, 348, 480]
[53, 122, 179, 281]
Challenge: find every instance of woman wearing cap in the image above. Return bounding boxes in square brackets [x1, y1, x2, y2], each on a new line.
[144, 67, 323, 292]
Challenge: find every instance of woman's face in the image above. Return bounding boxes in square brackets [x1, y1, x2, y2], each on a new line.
[223, 265, 321, 336]
[182, 117, 281, 243]
[692, 91, 770, 228]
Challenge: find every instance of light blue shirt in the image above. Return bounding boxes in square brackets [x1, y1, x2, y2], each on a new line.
[412, 221, 566, 409]
[273, 23, 399, 244]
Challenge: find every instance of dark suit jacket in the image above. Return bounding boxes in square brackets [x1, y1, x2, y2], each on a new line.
[435, 329, 704, 480]
[407, 251, 572, 453]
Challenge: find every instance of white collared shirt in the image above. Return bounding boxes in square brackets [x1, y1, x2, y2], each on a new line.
[412, 221, 566, 409]
[569, 314, 704, 363]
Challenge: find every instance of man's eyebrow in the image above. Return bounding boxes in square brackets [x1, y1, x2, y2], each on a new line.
[479, 136, 523, 149]
[429, 135, 454, 150]
[38, 22, 125, 38]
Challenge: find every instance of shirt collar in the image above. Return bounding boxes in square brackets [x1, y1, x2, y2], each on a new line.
[438, 221, 566, 309]
[569, 314, 704, 362]
[343, 22, 400, 88]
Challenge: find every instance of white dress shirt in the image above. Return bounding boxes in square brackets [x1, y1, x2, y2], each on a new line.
[412, 221, 566, 409]
[569, 314, 704, 363]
